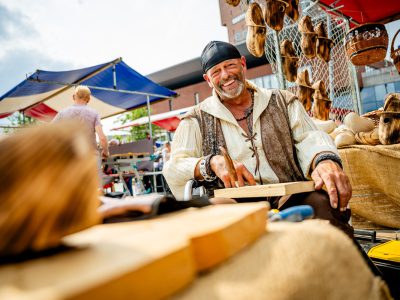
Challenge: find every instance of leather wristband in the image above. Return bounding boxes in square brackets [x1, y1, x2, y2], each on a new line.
[199, 154, 217, 181]
[314, 152, 343, 169]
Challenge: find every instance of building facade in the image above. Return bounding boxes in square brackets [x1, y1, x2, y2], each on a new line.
[148, 1, 400, 118]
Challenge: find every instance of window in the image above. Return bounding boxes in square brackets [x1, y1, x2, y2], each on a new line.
[234, 30, 246, 43]
[361, 86, 383, 113]
[374, 85, 386, 102]
[232, 13, 245, 25]
[249, 74, 280, 89]
[394, 81, 400, 92]
[386, 83, 395, 94]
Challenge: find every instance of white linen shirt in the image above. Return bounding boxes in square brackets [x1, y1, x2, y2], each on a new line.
[163, 84, 338, 200]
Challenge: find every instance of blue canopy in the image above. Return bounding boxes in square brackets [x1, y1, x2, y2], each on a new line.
[0, 58, 176, 120]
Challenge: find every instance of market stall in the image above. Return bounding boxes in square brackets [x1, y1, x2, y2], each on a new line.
[0, 58, 177, 138]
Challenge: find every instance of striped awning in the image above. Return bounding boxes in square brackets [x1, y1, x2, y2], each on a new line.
[0, 58, 177, 121]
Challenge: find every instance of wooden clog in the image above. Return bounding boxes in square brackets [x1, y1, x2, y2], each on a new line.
[298, 15, 317, 59]
[312, 80, 331, 121]
[330, 125, 349, 140]
[225, 0, 240, 7]
[245, 2, 267, 57]
[377, 93, 400, 144]
[378, 112, 400, 145]
[315, 22, 334, 62]
[284, 0, 299, 22]
[280, 39, 299, 82]
[335, 130, 356, 148]
[343, 112, 375, 134]
[383, 93, 400, 112]
[296, 69, 314, 112]
[264, 0, 288, 31]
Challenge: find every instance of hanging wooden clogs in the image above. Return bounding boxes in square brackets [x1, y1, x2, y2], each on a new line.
[245, 2, 267, 57]
[298, 16, 318, 59]
[264, 0, 288, 31]
[296, 69, 314, 111]
[280, 39, 299, 82]
[315, 21, 334, 62]
[312, 80, 331, 121]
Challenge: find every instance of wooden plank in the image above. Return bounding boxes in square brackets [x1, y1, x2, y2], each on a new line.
[146, 203, 268, 271]
[0, 203, 267, 300]
[0, 226, 195, 300]
[214, 181, 315, 198]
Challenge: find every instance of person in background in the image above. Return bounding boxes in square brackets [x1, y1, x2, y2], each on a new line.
[105, 138, 134, 196]
[108, 138, 119, 147]
[161, 141, 171, 166]
[53, 85, 109, 160]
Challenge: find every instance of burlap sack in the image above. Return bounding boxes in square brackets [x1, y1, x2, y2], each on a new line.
[339, 144, 400, 228]
[173, 221, 392, 300]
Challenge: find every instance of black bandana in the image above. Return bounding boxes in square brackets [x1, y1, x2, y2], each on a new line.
[201, 41, 241, 73]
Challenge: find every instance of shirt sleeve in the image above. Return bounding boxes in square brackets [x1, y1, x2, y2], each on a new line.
[94, 112, 101, 127]
[285, 91, 339, 178]
[162, 117, 203, 200]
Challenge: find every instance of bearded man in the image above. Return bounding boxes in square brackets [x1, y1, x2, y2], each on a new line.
[163, 41, 353, 237]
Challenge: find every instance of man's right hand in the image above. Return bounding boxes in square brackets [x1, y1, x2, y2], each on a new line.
[210, 155, 256, 188]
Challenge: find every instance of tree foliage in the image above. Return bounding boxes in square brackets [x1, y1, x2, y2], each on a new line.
[116, 107, 162, 142]
[3, 112, 37, 133]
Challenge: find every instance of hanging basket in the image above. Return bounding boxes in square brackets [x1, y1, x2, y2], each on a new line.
[345, 23, 388, 66]
[391, 29, 400, 74]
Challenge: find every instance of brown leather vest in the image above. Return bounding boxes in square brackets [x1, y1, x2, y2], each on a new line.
[187, 89, 305, 184]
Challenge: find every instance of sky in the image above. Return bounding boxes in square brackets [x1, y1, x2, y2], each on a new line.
[0, 0, 228, 132]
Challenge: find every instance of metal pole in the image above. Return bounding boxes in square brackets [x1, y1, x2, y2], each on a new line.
[273, 31, 286, 89]
[169, 98, 173, 111]
[327, 15, 335, 101]
[345, 20, 362, 114]
[146, 95, 152, 139]
[112, 65, 117, 89]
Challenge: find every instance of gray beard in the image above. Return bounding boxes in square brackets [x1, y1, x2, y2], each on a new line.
[215, 80, 245, 99]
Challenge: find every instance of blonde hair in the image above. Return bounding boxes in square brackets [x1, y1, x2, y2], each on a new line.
[74, 85, 91, 102]
[0, 121, 101, 257]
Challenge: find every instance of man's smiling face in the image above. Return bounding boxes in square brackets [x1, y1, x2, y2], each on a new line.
[204, 57, 246, 100]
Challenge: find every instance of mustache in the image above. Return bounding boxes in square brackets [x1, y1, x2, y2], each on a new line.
[219, 75, 240, 87]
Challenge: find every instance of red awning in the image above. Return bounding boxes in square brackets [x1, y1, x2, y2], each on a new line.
[0, 112, 13, 119]
[112, 106, 194, 132]
[24, 103, 57, 122]
[319, 0, 400, 25]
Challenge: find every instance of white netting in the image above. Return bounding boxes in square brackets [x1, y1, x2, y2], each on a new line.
[239, 0, 358, 121]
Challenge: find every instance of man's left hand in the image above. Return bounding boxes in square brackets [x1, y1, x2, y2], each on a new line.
[311, 160, 352, 211]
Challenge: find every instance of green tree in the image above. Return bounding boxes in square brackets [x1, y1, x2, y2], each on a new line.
[117, 107, 162, 142]
[3, 112, 37, 134]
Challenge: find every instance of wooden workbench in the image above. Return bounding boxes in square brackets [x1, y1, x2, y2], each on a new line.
[0, 203, 391, 300]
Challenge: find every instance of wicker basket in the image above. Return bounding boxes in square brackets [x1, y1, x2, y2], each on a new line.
[391, 28, 400, 74]
[345, 23, 388, 66]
